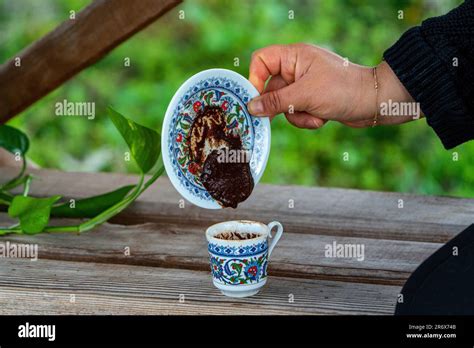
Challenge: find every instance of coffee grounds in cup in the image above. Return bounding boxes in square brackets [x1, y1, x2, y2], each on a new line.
[214, 231, 262, 240]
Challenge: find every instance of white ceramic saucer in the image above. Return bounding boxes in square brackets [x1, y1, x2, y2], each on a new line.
[162, 69, 270, 209]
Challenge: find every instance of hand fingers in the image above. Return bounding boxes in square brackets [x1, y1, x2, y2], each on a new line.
[249, 45, 297, 93]
[285, 112, 327, 129]
[253, 75, 326, 128]
[248, 81, 305, 117]
[244, 75, 287, 121]
[264, 75, 289, 121]
[264, 74, 288, 93]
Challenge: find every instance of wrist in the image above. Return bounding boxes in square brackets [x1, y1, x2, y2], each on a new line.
[378, 60, 416, 105]
[346, 64, 377, 122]
[377, 61, 420, 125]
[347, 61, 418, 126]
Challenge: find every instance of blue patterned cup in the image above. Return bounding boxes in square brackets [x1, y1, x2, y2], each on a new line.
[206, 220, 284, 297]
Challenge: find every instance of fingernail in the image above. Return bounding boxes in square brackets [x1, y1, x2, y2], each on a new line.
[310, 119, 321, 128]
[248, 98, 264, 115]
[305, 118, 321, 129]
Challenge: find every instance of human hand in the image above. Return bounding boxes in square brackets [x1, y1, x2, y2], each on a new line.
[247, 43, 418, 129]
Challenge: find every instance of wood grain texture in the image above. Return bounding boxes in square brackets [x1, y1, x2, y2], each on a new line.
[0, 218, 441, 285]
[0, 166, 469, 314]
[0, 258, 399, 315]
[0, 0, 182, 122]
[2, 167, 472, 243]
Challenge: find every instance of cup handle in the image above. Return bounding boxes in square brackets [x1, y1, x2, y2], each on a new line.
[267, 221, 283, 259]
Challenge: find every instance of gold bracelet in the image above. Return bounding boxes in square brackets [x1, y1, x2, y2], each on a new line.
[372, 66, 379, 127]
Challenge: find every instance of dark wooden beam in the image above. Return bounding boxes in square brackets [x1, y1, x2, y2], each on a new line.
[0, 0, 182, 123]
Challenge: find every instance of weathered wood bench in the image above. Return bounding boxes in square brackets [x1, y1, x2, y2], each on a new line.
[1, 166, 473, 315]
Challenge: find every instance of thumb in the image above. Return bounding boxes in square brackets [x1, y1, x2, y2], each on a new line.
[248, 83, 303, 116]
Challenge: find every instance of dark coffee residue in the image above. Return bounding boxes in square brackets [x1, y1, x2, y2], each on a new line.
[187, 105, 254, 208]
[215, 231, 261, 240]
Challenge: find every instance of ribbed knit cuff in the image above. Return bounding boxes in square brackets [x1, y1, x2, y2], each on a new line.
[383, 27, 474, 149]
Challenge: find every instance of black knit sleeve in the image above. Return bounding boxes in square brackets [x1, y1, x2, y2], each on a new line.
[383, 0, 474, 149]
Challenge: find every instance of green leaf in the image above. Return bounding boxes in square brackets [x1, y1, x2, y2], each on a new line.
[141, 165, 165, 193]
[0, 191, 13, 204]
[204, 92, 213, 105]
[0, 125, 30, 190]
[0, 124, 29, 155]
[226, 113, 237, 124]
[177, 156, 186, 166]
[0, 198, 10, 206]
[231, 263, 243, 275]
[51, 185, 135, 218]
[1, 171, 30, 191]
[107, 107, 160, 173]
[8, 195, 61, 234]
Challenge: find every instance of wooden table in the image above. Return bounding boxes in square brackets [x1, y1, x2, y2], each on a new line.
[1, 166, 473, 315]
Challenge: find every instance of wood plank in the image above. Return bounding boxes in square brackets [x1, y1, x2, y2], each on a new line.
[2, 167, 472, 243]
[0, 0, 181, 122]
[0, 216, 441, 285]
[0, 258, 399, 315]
[0, 149, 38, 168]
[0, 149, 22, 167]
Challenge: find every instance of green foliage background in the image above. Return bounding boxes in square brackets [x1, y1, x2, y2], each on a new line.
[1, 0, 472, 197]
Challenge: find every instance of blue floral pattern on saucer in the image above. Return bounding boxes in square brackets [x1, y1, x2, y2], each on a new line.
[162, 69, 271, 209]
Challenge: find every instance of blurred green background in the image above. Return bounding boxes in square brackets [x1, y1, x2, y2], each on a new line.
[1, 0, 472, 197]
